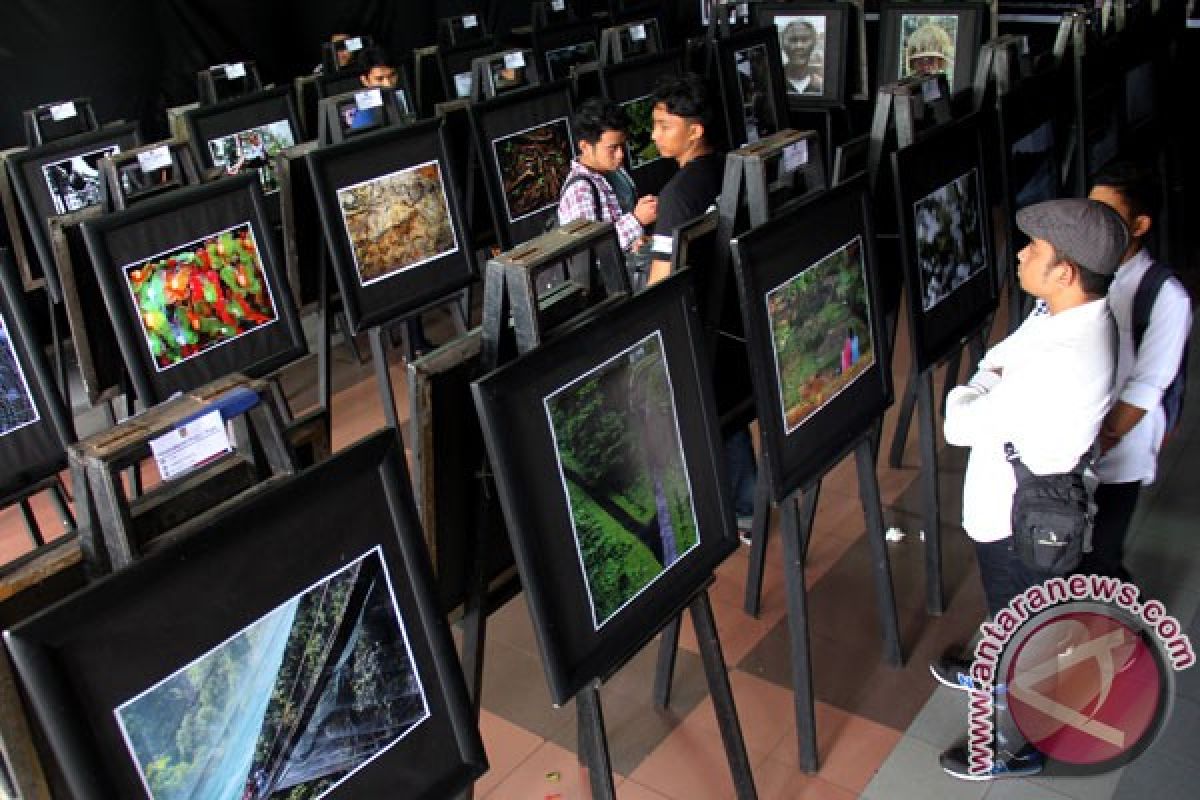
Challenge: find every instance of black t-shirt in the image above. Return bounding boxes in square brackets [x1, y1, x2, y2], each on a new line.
[652, 152, 725, 256]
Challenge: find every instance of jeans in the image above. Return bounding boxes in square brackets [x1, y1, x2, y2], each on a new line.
[974, 538, 1056, 618]
[1078, 481, 1140, 579]
[724, 427, 757, 518]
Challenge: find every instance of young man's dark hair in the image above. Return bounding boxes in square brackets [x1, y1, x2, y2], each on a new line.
[1091, 162, 1162, 223]
[572, 98, 630, 147]
[355, 46, 394, 78]
[650, 73, 714, 132]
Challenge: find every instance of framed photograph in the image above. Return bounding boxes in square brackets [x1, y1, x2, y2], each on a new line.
[600, 18, 662, 63]
[472, 274, 737, 704]
[439, 42, 499, 101]
[716, 27, 789, 147]
[731, 178, 891, 499]
[472, 83, 575, 248]
[877, 2, 987, 96]
[6, 123, 140, 294]
[892, 114, 997, 372]
[306, 119, 474, 333]
[997, 68, 1064, 252]
[183, 86, 300, 200]
[600, 51, 684, 195]
[0, 248, 74, 499]
[535, 21, 601, 83]
[196, 61, 262, 106]
[477, 49, 539, 98]
[80, 174, 306, 404]
[4, 431, 487, 800]
[755, 2, 854, 106]
[22, 98, 99, 147]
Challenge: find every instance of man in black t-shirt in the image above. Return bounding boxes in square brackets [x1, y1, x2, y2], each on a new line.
[645, 74, 757, 539]
[646, 74, 725, 286]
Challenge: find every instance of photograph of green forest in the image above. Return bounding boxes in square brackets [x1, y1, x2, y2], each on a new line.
[544, 331, 700, 629]
[765, 235, 875, 434]
[114, 547, 429, 800]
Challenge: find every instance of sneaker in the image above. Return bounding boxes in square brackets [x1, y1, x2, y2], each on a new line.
[929, 655, 982, 693]
[939, 742, 1044, 781]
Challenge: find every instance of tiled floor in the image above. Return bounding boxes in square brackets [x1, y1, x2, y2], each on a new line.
[2, 281, 1199, 798]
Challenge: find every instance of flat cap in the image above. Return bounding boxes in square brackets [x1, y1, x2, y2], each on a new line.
[1016, 198, 1130, 276]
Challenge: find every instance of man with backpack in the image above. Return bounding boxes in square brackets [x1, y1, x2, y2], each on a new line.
[556, 98, 658, 270]
[1085, 163, 1192, 580]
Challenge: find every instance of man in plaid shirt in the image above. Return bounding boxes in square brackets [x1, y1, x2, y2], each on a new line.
[557, 98, 657, 254]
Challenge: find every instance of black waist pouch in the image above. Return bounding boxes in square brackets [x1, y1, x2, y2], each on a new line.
[1006, 442, 1092, 575]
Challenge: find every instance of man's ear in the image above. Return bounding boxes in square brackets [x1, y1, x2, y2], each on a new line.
[687, 120, 706, 145]
[1131, 213, 1153, 240]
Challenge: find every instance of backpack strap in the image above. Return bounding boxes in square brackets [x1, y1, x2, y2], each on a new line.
[1131, 261, 1174, 353]
[1005, 441, 1091, 482]
[562, 172, 603, 220]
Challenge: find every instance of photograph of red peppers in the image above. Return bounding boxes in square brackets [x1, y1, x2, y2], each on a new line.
[122, 223, 278, 371]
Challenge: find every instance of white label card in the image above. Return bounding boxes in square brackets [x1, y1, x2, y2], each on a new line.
[463, 14, 478, 28]
[781, 140, 808, 173]
[225, 62, 247, 79]
[355, 89, 383, 110]
[49, 102, 77, 121]
[149, 410, 232, 482]
[551, 0, 565, 10]
[504, 51, 526, 69]
[631, 24, 647, 41]
[454, 73, 473, 97]
[137, 146, 173, 173]
[651, 234, 673, 256]
[921, 78, 942, 103]
[345, 36, 363, 51]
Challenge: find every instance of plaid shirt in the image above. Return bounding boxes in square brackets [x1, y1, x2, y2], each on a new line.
[556, 161, 643, 252]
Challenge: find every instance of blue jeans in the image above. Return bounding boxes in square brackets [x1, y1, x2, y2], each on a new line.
[974, 538, 1055, 618]
[724, 427, 757, 518]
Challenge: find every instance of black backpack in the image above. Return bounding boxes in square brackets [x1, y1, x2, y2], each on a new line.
[1131, 262, 1189, 436]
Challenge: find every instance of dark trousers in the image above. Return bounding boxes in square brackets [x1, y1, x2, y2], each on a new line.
[724, 427, 757, 518]
[974, 538, 1056, 618]
[1078, 480, 1141, 579]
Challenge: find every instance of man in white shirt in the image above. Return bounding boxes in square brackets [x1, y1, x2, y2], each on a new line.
[1084, 163, 1192, 579]
[932, 197, 1129, 780]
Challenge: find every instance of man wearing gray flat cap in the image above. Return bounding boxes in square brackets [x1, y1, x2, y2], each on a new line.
[931, 197, 1128, 780]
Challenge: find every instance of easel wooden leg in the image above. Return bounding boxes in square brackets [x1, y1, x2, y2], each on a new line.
[692, 590, 759, 800]
[653, 616, 680, 709]
[50, 477, 75, 530]
[17, 499, 44, 548]
[782, 484, 820, 773]
[742, 470, 772, 616]
[888, 370, 918, 468]
[369, 327, 402, 433]
[455, 487, 492, 800]
[854, 438, 903, 667]
[317, 251, 332, 416]
[577, 684, 617, 800]
[917, 373, 944, 615]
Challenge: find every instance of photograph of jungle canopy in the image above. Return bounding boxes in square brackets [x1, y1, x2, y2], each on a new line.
[3, 431, 487, 800]
[731, 178, 892, 499]
[600, 51, 684, 196]
[472, 273, 737, 705]
[80, 174, 305, 404]
[892, 114, 998, 372]
[0, 248, 74, 499]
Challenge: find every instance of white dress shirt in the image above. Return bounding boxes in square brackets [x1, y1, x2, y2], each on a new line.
[944, 299, 1117, 542]
[1093, 249, 1192, 485]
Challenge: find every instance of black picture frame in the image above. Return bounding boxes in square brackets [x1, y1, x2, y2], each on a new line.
[471, 82, 576, 248]
[307, 119, 474, 333]
[997, 70, 1064, 254]
[320, 34, 374, 74]
[731, 178, 892, 500]
[534, 20, 602, 83]
[440, 42, 504, 101]
[600, 18, 663, 63]
[439, 12, 489, 48]
[715, 25, 790, 148]
[196, 61, 263, 106]
[877, 1, 987, 96]
[6, 123, 141, 296]
[892, 114, 997, 373]
[472, 273, 737, 705]
[22, 98, 99, 148]
[754, 2, 854, 106]
[600, 50, 684, 196]
[317, 85, 416, 147]
[183, 86, 301, 204]
[473, 48, 541, 99]
[0, 249, 75, 499]
[4, 431, 488, 800]
[80, 174, 306, 405]
[100, 139, 201, 211]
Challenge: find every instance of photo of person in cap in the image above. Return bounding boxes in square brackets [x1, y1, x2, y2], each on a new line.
[927, 197, 1130, 780]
